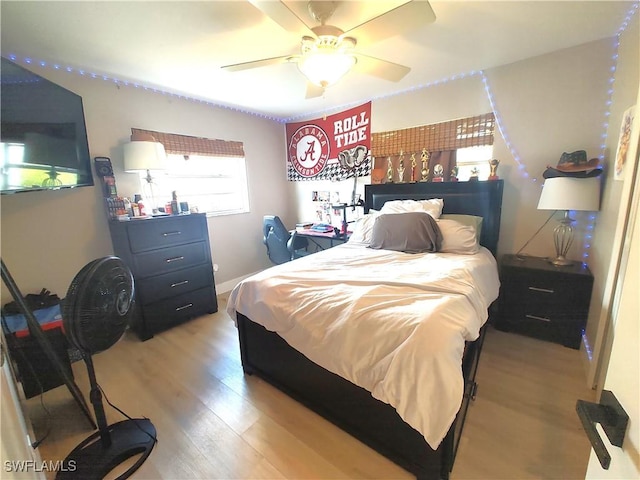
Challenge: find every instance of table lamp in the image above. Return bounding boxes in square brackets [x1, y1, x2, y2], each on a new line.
[537, 176, 600, 266]
[123, 133, 167, 213]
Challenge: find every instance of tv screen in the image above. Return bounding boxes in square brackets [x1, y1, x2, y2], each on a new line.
[1, 57, 94, 194]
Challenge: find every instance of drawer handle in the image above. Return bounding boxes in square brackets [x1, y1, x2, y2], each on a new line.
[525, 314, 551, 323]
[162, 231, 182, 237]
[175, 303, 193, 312]
[528, 286, 555, 294]
[170, 280, 189, 288]
[165, 256, 185, 263]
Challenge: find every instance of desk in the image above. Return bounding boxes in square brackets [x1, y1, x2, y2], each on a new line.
[295, 229, 350, 250]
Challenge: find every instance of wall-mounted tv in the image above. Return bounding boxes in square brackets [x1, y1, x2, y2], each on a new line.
[1, 57, 94, 194]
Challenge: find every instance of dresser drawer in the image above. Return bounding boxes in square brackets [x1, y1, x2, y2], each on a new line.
[140, 286, 217, 333]
[133, 241, 209, 278]
[127, 215, 207, 253]
[136, 264, 214, 305]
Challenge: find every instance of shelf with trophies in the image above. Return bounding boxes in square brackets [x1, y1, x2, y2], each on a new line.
[372, 147, 500, 184]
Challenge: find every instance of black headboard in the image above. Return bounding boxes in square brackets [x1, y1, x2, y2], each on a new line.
[364, 180, 504, 256]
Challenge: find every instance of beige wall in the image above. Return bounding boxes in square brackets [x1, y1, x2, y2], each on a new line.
[585, 17, 640, 387]
[0, 65, 289, 303]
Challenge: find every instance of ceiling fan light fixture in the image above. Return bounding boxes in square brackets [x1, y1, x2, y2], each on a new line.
[297, 46, 356, 88]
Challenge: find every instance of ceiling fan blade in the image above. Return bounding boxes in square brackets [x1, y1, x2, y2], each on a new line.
[249, 0, 315, 37]
[305, 82, 325, 99]
[344, 1, 436, 45]
[221, 55, 292, 72]
[353, 54, 410, 82]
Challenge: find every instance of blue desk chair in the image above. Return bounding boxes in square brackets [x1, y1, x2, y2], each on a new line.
[263, 215, 309, 264]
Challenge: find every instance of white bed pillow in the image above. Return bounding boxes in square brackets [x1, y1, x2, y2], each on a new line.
[439, 214, 483, 241]
[437, 218, 479, 254]
[379, 198, 444, 219]
[348, 211, 380, 244]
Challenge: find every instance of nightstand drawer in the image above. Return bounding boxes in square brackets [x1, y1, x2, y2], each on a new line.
[505, 309, 573, 346]
[136, 264, 214, 305]
[504, 282, 574, 315]
[506, 275, 591, 313]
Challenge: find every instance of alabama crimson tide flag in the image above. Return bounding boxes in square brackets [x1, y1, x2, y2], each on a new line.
[285, 102, 371, 181]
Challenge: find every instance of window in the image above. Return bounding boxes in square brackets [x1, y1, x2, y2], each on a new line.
[455, 145, 494, 181]
[142, 154, 249, 216]
[129, 128, 248, 217]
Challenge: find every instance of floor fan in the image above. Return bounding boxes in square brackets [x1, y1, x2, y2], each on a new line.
[57, 256, 156, 480]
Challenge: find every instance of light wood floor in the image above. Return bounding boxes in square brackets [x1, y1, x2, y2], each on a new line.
[24, 293, 596, 479]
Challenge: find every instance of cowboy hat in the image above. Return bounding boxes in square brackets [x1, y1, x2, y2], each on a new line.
[543, 150, 602, 179]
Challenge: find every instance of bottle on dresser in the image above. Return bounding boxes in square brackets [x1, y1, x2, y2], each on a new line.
[134, 194, 147, 216]
[171, 190, 179, 215]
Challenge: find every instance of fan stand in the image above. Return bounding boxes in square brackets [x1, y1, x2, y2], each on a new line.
[57, 354, 156, 480]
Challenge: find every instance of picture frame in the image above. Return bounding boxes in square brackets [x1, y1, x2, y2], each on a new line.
[614, 105, 636, 181]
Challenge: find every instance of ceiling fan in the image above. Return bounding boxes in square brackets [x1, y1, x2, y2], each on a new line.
[222, 1, 436, 98]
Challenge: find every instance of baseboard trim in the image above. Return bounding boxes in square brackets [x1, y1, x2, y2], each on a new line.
[215, 270, 264, 294]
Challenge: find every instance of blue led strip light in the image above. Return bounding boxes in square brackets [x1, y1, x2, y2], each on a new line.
[4, 54, 284, 123]
[480, 72, 530, 181]
[581, 1, 638, 263]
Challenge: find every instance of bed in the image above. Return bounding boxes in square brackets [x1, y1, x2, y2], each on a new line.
[228, 180, 504, 480]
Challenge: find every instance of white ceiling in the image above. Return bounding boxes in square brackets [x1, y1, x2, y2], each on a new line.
[1, 1, 635, 121]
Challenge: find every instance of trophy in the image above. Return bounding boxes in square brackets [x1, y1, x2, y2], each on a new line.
[432, 164, 444, 182]
[488, 159, 500, 180]
[410, 153, 417, 183]
[397, 150, 405, 183]
[386, 157, 394, 183]
[450, 166, 459, 182]
[420, 148, 430, 182]
[469, 167, 480, 181]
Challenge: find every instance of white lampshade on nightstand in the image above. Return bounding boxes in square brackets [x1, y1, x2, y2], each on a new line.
[123, 135, 167, 212]
[537, 176, 600, 266]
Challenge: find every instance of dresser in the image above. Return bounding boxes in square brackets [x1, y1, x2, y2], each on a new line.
[496, 254, 593, 349]
[109, 213, 218, 340]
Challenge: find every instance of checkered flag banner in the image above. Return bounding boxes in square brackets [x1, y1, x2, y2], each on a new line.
[286, 102, 371, 182]
[287, 151, 372, 181]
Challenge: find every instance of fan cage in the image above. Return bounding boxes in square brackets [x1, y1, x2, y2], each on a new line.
[63, 257, 135, 355]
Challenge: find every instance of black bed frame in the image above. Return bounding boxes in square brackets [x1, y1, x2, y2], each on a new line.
[237, 180, 504, 479]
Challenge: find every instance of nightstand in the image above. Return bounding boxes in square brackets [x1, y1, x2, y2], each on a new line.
[496, 254, 593, 349]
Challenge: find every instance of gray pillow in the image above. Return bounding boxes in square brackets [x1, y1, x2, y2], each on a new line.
[369, 212, 443, 253]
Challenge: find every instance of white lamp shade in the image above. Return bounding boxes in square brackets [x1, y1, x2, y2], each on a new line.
[537, 176, 600, 212]
[298, 50, 356, 87]
[123, 141, 167, 172]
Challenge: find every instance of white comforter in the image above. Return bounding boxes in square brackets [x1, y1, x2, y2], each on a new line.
[227, 243, 500, 449]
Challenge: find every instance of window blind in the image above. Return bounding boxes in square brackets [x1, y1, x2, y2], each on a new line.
[371, 113, 495, 158]
[131, 128, 244, 158]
